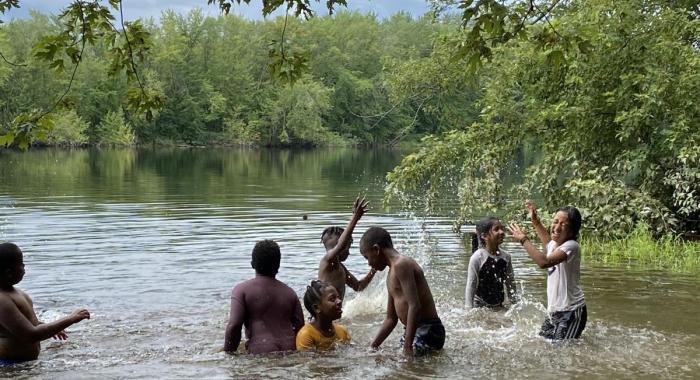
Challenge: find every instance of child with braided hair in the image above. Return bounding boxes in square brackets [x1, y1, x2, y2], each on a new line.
[318, 197, 376, 301]
[295, 280, 350, 351]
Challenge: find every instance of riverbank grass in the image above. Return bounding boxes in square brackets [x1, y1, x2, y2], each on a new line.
[582, 224, 700, 273]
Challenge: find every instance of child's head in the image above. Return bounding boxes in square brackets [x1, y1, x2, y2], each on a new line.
[551, 206, 582, 243]
[321, 226, 351, 262]
[359, 226, 393, 271]
[303, 280, 343, 321]
[0, 242, 25, 287]
[250, 239, 281, 277]
[471, 217, 505, 253]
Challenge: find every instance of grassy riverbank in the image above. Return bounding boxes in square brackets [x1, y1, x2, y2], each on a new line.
[582, 224, 700, 273]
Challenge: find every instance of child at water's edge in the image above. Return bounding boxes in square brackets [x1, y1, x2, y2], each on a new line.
[465, 217, 518, 309]
[0, 242, 90, 364]
[296, 280, 350, 350]
[360, 227, 444, 357]
[319, 197, 376, 301]
[508, 202, 587, 340]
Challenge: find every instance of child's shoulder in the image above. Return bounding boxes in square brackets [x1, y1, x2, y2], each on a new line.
[498, 248, 512, 259]
[297, 323, 318, 339]
[397, 255, 421, 271]
[469, 248, 490, 263]
[560, 239, 581, 251]
[333, 323, 351, 341]
[0, 288, 30, 309]
[470, 248, 488, 257]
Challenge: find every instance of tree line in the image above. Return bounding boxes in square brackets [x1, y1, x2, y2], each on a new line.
[0, 9, 475, 147]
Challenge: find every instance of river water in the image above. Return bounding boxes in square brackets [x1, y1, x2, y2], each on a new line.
[0, 148, 698, 379]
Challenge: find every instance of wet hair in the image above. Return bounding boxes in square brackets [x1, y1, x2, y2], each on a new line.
[303, 279, 331, 319]
[471, 217, 501, 253]
[360, 226, 393, 251]
[556, 206, 582, 240]
[320, 226, 344, 245]
[250, 240, 281, 277]
[0, 242, 22, 271]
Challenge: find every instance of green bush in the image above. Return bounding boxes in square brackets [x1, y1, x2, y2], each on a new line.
[42, 109, 88, 146]
[95, 110, 135, 146]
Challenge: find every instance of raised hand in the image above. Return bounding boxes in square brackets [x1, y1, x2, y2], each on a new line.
[352, 197, 369, 220]
[525, 200, 538, 220]
[508, 222, 527, 243]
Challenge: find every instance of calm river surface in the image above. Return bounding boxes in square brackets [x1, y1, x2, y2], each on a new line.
[0, 148, 698, 379]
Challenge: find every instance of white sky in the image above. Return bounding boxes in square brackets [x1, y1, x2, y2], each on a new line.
[2, 0, 432, 22]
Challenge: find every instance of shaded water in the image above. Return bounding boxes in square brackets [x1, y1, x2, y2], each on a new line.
[0, 148, 698, 379]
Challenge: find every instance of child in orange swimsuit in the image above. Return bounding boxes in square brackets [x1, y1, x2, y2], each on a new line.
[296, 280, 350, 350]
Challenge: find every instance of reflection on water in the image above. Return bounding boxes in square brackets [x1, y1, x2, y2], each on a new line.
[0, 148, 698, 379]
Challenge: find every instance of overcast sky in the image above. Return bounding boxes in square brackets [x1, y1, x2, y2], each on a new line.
[2, 1, 432, 22]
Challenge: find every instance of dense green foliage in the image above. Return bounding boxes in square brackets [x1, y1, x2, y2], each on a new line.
[1, 0, 698, 240]
[387, 0, 700, 236]
[0, 10, 476, 147]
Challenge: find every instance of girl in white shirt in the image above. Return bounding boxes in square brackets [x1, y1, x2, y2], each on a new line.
[508, 202, 587, 340]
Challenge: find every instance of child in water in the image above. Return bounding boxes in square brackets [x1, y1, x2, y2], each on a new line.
[508, 202, 587, 340]
[296, 280, 350, 351]
[0, 242, 90, 364]
[465, 217, 518, 309]
[360, 227, 444, 357]
[318, 197, 376, 301]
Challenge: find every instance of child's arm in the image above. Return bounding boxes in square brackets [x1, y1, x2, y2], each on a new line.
[345, 266, 377, 292]
[505, 255, 518, 303]
[508, 223, 567, 269]
[0, 298, 89, 343]
[396, 263, 421, 357]
[320, 198, 368, 267]
[223, 296, 245, 353]
[23, 291, 67, 340]
[291, 298, 304, 335]
[370, 293, 398, 349]
[526, 201, 550, 245]
[464, 254, 480, 308]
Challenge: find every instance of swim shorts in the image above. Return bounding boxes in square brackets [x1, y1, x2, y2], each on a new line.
[0, 358, 18, 366]
[539, 304, 587, 340]
[401, 318, 445, 356]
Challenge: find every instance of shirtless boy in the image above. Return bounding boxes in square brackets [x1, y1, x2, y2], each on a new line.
[0, 242, 90, 364]
[359, 227, 444, 357]
[319, 197, 376, 301]
[224, 239, 304, 354]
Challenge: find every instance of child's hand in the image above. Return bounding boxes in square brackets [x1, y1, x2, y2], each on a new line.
[53, 330, 68, 340]
[525, 200, 538, 220]
[508, 222, 527, 242]
[70, 309, 91, 323]
[352, 197, 369, 219]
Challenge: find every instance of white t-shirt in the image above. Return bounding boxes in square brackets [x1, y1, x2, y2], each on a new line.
[546, 240, 585, 313]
